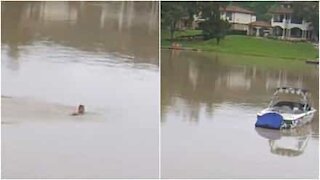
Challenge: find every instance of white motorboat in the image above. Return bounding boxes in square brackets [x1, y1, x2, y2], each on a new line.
[255, 87, 316, 129]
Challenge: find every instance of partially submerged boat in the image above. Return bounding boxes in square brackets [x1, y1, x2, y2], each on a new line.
[305, 58, 319, 65]
[255, 87, 316, 129]
[305, 60, 319, 65]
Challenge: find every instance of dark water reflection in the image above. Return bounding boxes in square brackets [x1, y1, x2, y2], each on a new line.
[255, 124, 313, 157]
[161, 50, 319, 178]
[2, 1, 159, 66]
[2, 2, 159, 178]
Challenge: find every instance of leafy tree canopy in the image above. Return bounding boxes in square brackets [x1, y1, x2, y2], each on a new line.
[161, 2, 196, 40]
[197, 2, 230, 43]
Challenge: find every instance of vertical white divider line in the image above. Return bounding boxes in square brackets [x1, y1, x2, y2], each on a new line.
[0, 0, 2, 178]
[158, 0, 161, 179]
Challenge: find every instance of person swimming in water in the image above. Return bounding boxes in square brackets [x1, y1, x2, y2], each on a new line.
[71, 104, 85, 116]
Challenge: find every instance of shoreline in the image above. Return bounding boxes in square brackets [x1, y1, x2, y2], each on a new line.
[161, 35, 318, 61]
[161, 46, 318, 61]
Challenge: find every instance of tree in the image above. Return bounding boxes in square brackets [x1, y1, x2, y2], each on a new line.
[197, 2, 230, 44]
[161, 2, 196, 40]
[291, 1, 319, 41]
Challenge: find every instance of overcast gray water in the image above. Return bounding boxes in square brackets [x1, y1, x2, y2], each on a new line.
[161, 50, 319, 178]
[2, 2, 159, 178]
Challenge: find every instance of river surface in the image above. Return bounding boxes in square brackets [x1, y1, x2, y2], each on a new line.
[1, 2, 159, 178]
[161, 50, 319, 178]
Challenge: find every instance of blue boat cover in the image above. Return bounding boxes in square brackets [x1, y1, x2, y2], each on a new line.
[255, 113, 283, 129]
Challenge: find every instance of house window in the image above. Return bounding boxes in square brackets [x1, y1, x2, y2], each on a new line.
[274, 14, 284, 22]
[226, 12, 232, 21]
[291, 16, 303, 24]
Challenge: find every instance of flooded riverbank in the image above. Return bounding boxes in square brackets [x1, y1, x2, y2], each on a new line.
[161, 50, 319, 178]
[2, 2, 159, 178]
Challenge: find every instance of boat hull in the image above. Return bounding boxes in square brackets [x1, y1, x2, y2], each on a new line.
[256, 110, 315, 129]
[282, 111, 315, 129]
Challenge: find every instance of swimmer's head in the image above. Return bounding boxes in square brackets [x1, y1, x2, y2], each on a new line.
[78, 105, 85, 114]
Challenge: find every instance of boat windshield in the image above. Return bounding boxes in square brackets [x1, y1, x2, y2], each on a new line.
[270, 101, 308, 114]
[269, 87, 312, 112]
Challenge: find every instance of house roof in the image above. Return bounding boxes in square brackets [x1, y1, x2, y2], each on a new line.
[268, 7, 293, 14]
[249, 21, 271, 28]
[220, 5, 255, 15]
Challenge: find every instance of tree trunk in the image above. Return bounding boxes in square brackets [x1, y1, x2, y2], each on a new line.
[170, 21, 176, 41]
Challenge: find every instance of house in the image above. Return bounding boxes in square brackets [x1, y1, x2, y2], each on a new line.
[177, 5, 256, 34]
[176, 3, 315, 41]
[248, 21, 272, 37]
[269, 2, 313, 41]
[220, 5, 256, 35]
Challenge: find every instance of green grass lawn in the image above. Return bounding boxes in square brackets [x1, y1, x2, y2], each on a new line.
[199, 51, 311, 71]
[162, 33, 318, 60]
[161, 29, 202, 40]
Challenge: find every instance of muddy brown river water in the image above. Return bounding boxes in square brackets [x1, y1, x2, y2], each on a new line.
[161, 50, 319, 178]
[2, 1, 319, 179]
[2, 2, 159, 178]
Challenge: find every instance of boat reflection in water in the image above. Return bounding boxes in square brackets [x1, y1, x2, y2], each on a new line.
[255, 124, 312, 157]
